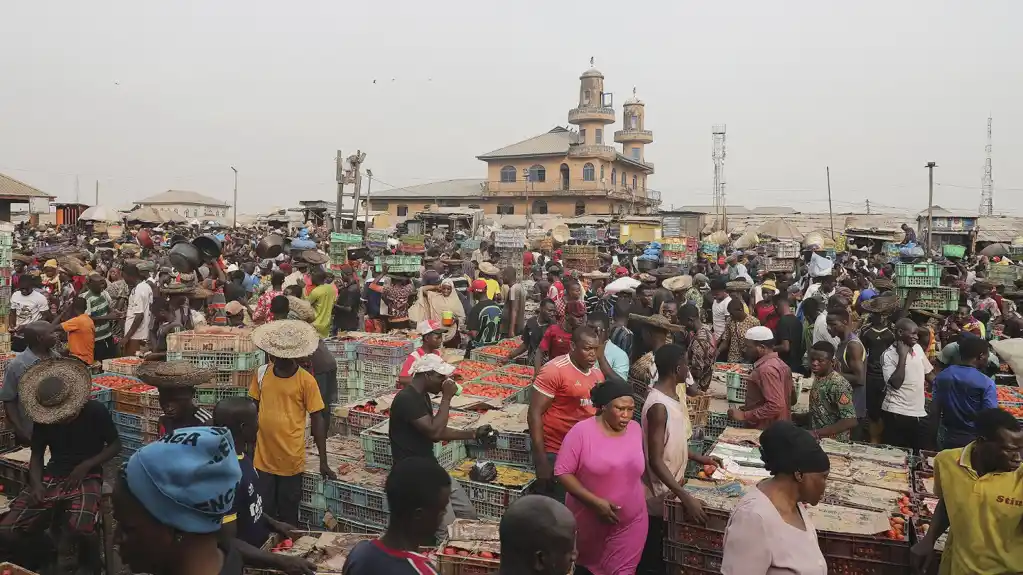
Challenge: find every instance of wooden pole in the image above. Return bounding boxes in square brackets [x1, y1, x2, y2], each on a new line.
[827, 166, 835, 240]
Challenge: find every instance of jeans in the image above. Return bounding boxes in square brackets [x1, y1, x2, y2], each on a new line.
[437, 480, 477, 541]
[256, 472, 302, 526]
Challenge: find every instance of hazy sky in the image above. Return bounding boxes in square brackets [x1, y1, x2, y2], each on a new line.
[2, 1, 1022, 216]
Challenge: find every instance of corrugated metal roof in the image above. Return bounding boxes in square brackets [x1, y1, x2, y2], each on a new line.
[976, 216, 1023, 243]
[0, 172, 55, 200]
[680, 205, 796, 215]
[916, 205, 978, 218]
[368, 179, 485, 199]
[714, 212, 905, 237]
[137, 190, 230, 207]
[477, 127, 577, 160]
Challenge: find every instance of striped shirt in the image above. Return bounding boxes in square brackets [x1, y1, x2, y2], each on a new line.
[85, 290, 113, 342]
[343, 539, 438, 575]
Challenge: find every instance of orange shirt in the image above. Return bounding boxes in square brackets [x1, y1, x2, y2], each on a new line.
[62, 314, 96, 365]
[533, 354, 604, 453]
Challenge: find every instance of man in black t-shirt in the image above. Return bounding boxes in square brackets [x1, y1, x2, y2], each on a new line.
[0, 359, 120, 572]
[771, 293, 805, 375]
[214, 398, 316, 575]
[504, 299, 555, 366]
[388, 354, 492, 537]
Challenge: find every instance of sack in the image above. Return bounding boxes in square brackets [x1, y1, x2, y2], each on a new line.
[808, 253, 834, 278]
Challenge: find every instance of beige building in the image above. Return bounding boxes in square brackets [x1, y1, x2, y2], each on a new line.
[365, 64, 659, 221]
[135, 190, 232, 224]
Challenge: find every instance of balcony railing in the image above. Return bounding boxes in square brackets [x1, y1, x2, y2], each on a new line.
[613, 129, 654, 144]
[568, 144, 618, 159]
[483, 179, 656, 202]
[567, 106, 615, 124]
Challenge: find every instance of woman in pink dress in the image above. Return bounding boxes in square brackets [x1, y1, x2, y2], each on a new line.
[554, 380, 648, 575]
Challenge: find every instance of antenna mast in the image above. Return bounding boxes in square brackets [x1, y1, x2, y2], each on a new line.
[712, 125, 727, 231]
[980, 116, 994, 216]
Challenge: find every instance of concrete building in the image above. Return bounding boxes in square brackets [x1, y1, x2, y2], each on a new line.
[363, 64, 659, 222]
[0, 172, 55, 222]
[134, 190, 232, 224]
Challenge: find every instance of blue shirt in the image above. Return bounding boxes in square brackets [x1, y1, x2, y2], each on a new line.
[604, 340, 630, 381]
[224, 454, 272, 548]
[243, 273, 260, 294]
[932, 365, 997, 433]
[857, 288, 878, 303]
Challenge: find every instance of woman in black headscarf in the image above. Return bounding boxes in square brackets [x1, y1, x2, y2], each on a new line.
[553, 380, 648, 575]
[721, 421, 830, 575]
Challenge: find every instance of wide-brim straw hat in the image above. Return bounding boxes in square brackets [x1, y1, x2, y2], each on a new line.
[300, 250, 329, 265]
[136, 361, 216, 389]
[478, 262, 500, 276]
[860, 295, 899, 315]
[189, 285, 213, 299]
[629, 313, 684, 333]
[287, 296, 316, 323]
[663, 275, 693, 292]
[21, 358, 91, 425]
[252, 319, 320, 359]
[726, 280, 753, 291]
[581, 271, 611, 280]
[13, 254, 33, 264]
[162, 281, 198, 295]
[872, 278, 895, 292]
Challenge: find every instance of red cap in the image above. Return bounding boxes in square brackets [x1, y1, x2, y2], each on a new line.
[470, 279, 488, 293]
[615, 266, 629, 276]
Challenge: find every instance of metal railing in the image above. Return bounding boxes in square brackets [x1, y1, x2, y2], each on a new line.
[568, 144, 618, 159]
[568, 106, 615, 123]
[613, 129, 653, 142]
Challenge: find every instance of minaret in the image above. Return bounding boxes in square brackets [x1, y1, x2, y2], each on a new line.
[567, 58, 616, 154]
[614, 87, 653, 162]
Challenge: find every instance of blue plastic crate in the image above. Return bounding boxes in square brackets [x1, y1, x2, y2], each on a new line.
[112, 411, 141, 429]
[325, 499, 388, 529]
[324, 479, 389, 513]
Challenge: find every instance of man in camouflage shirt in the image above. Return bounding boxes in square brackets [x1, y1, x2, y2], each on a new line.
[803, 341, 858, 441]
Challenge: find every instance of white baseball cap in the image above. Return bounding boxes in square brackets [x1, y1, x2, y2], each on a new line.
[745, 325, 775, 342]
[417, 320, 446, 336]
[409, 354, 456, 376]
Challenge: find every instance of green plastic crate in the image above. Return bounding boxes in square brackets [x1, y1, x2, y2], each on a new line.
[942, 244, 966, 259]
[895, 263, 941, 288]
[896, 286, 960, 312]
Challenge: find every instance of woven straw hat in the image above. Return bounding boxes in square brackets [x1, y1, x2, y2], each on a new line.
[860, 294, 899, 315]
[663, 275, 693, 292]
[21, 358, 91, 424]
[629, 313, 684, 333]
[136, 361, 216, 389]
[872, 278, 895, 292]
[252, 319, 320, 359]
[189, 284, 213, 299]
[287, 296, 316, 323]
[300, 250, 329, 265]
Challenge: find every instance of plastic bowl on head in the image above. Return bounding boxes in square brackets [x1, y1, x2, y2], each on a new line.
[192, 234, 222, 261]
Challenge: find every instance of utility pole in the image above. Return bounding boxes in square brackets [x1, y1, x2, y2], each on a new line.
[334, 150, 346, 232]
[231, 167, 238, 228]
[363, 169, 373, 237]
[347, 151, 367, 233]
[75, 176, 80, 204]
[865, 199, 871, 214]
[95, 180, 99, 206]
[826, 167, 834, 240]
[925, 162, 937, 255]
[712, 125, 727, 232]
[980, 116, 994, 216]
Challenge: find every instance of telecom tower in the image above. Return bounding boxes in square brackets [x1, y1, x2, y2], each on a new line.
[712, 125, 727, 230]
[980, 116, 994, 216]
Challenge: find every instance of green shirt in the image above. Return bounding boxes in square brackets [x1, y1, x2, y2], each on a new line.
[85, 290, 112, 342]
[306, 284, 337, 338]
[808, 370, 857, 441]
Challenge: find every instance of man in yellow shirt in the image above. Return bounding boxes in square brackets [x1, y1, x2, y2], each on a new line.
[248, 319, 338, 526]
[911, 408, 1023, 574]
[305, 268, 336, 338]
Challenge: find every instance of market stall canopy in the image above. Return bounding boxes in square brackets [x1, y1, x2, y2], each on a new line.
[78, 206, 123, 223]
[756, 219, 803, 241]
[980, 243, 1010, 257]
[124, 207, 165, 224]
[161, 212, 188, 224]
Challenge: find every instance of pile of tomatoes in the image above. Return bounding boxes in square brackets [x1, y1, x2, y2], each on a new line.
[479, 373, 530, 388]
[350, 402, 388, 415]
[695, 464, 717, 480]
[996, 386, 1023, 404]
[440, 547, 498, 560]
[362, 338, 409, 348]
[460, 383, 518, 400]
[270, 538, 294, 553]
[111, 357, 144, 366]
[92, 375, 144, 390]
[885, 515, 908, 540]
[452, 361, 493, 381]
[476, 346, 514, 358]
[501, 365, 534, 377]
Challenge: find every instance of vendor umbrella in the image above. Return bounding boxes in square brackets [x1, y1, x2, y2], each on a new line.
[980, 243, 1010, 258]
[757, 219, 803, 241]
[78, 206, 123, 223]
[125, 207, 165, 225]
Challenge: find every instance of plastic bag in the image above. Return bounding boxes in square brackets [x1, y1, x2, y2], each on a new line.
[605, 277, 641, 294]
[808, 253, 834, 277]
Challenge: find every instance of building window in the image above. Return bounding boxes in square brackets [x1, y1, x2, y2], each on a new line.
[632, 175, 638, 189]
[532, 200, 548, 214]
[600, 164, 605, 181]
[468, 204, 480, 209]
[631, 147, 641, 160]
[371, 200, 389, 211]
[621, 171, 627, 186]
[528, 165, 546, 183]
[438, 199, 460, 207]
[397, 205, 408, 217]
[579, 129, 586, 143]
[596, 129, 603, 144]
[500, 166, 517, 183]
[423, 205, 431, 209]
[583, 163, 595, 181]
[610, 168, 616, 187]
[641, 176, 646, 190]
[583, 90, 591, 105]
[630, 114, 639, 129]
[497, 204, 515, 215]
[575, 200, 585, 216]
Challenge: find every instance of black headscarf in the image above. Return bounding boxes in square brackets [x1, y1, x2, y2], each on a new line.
[759, 421, 830, 475]
[590, 380, 633, 410]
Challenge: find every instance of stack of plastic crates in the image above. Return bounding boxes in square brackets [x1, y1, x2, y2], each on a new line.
[561, 244, 600, 273]
[329, 232, 363, 271]
[356, 337, 413, 397]
[361, 419, 467, 470]
[0, 222, 12, 342]
[468, 337, 522, 365]
[166, 330, 262, 409]
[323, 452, 392, 531]
[326, 335, 363, 403]
[365, 230, 389, 251]
[466, 428, 532, 468]
[111, 381, 161, 457]
[449, 459, 534, 520]
[663, 488, 733, 573]
[436, 519, 502, 575]
[372, 254, 421, 274]
[101, 357, 144, 377]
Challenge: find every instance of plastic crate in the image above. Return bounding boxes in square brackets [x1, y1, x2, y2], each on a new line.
[297, 503, 327, 529]
[451, 473, 532, 519]
[663, 542, 723, 572]
[664, 503, 730, 550]
[331, 232, 364, 244]
[112, 411, 141, 429]
[113, 387, 160, 407]
[763, 257, 796, 273]
[817, 530, 910, 566]
[114, 401, 144, 416]
[207, 369, 258, 388]
[358, 346, 414, 366]
[895, 287, 959, 312]
[345, 410, 388, 436]
[196, 386, 249, 406]
[942, 244, 966, 259]
[987, 265, 1020, 286]
[0, 430, 14, 451]
[325, 499, 389, 529]
[465, 445, 532, 467]
[360, 423, 463, 470]
[359, 362, 402, 377]
[121, 436, 142, 452]
[166, 331, 256, 354]
[725, 372, 749, 403]
[894, 263, 941, 288]
[165, 350, 264, 372]
[494, 431, 530, 452]
[324, 480, 389, 513]
[325, 337, 363, 355]
[90, 385, 112, 406]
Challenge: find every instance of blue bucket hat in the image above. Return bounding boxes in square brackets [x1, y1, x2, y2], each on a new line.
[125, 426, 241, 534]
